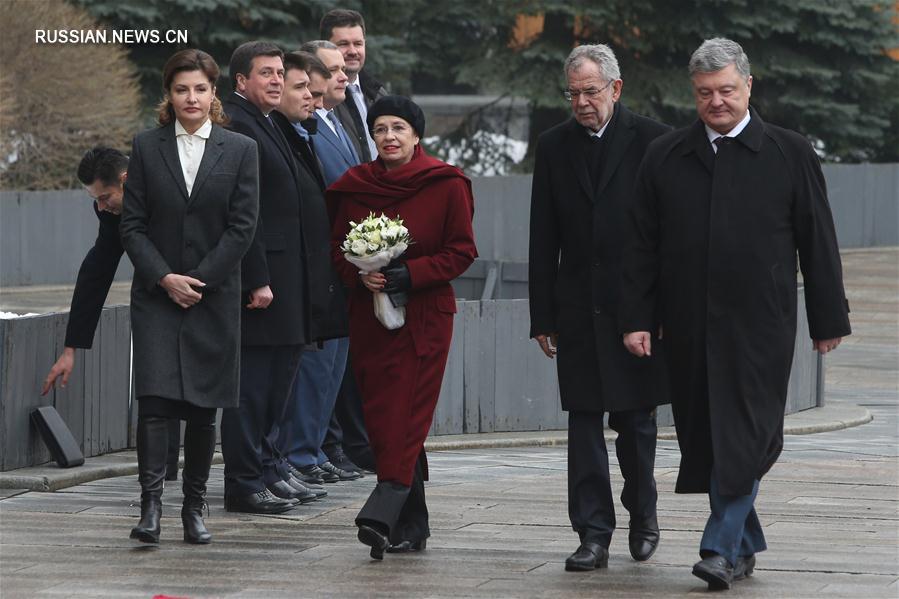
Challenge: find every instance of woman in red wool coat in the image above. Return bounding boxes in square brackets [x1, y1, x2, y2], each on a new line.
[327, 96, 477, 560]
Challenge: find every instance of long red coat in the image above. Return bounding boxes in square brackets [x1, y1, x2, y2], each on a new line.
[327, 146, 477, 486]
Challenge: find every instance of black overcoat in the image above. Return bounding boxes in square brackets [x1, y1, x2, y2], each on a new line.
[64, 205, 124, 349]
[528, 105, 671, 413]
[271, 110, 349, 341]
[620, 108, 851, 495]
[120, 122, 259, 408]
[224, 92, 309, 346]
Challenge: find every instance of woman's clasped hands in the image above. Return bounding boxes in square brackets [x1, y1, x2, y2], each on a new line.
[160, 273, 205, 308]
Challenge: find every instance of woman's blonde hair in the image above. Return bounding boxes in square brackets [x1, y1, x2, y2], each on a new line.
[157, 49, 228, 127]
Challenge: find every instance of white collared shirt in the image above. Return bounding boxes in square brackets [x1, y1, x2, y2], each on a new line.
[585, 116, 612, 140]
[706, 110, 751, 153]
[175, 119, 212, 195]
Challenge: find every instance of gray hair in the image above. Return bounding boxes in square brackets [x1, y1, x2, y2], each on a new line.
[299, 40, 338, 53]
[564, 44, 620, 82]
[688, 37, 751, 78]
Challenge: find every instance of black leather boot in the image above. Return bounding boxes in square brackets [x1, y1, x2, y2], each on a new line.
[165, 418, 181, 481]
[130, 415, 169, 543]
[181, 419, 215, 544]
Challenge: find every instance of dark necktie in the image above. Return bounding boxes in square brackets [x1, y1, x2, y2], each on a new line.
[327, 111, 358, 163]
[343, 85, 371, 161]
[713, 136, 732, 156]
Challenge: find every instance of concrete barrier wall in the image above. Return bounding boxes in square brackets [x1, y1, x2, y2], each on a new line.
[0, 306, 131, 471]
[2, 164, 894, 287]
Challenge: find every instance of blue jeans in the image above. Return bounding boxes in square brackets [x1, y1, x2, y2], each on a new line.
[277, 337, 349, 469]
[700, 473, 768, 566]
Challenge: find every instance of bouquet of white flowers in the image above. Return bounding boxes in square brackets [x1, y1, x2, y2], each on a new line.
[342, 212, 411, 330]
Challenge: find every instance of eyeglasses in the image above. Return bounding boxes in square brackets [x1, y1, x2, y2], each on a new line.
[372, 123, 411, 137]
[562, 79, 614, 101]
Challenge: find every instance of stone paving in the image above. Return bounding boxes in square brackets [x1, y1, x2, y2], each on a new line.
[0, 248, 896, 598]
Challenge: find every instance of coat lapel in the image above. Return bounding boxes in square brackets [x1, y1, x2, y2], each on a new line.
[680, 119, 715, 175]
[256, 112, 295, 174]
[187, 125, 225, 203]
[157, 124, 189, 202]
[593, 105, 634, 200]
[565, 119, 594, 201]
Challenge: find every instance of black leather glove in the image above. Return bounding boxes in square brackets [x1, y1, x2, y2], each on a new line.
[381, 261, 411, 308]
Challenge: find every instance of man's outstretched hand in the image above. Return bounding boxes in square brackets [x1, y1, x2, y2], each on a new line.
[42, 347, 75, 395]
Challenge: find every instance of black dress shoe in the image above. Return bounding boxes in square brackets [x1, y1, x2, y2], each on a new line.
[320, 460, 361, 481]
[565, 542, 609, 571]
[733, 554, 756, 581]
[291, 464, 325, 485]
[386, 538, 427, 553]
[224, 489, 296, 514]
[358, 524, 389, 560]
[692, 554, 734, 590]
[629, 516, 660, 561]
[285, 474, 327, 500]
[332, 454, 365, 477]
[268, 479, 315, 504]
[316, 465, 340, 483]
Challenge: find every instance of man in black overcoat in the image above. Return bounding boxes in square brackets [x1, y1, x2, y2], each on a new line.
[269, 51, 351, 488]
[41, 147, 181, 480]
[220, 41, 322, 513]
[528, 44, 671, 572]
[621, 38, 851, 590]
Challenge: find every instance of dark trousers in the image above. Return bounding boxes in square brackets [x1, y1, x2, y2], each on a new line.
[700, 473, 767, 565]
[323, 351, 375, 471]
[221, 344, 302, 496]
[278, 337, 349, 468]
[568, 408, 658, 547]
[356, 453, 429, 543]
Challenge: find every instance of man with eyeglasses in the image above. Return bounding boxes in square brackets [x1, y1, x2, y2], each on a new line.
[528, 44, 671, 572]
[621, 38, 850, 590]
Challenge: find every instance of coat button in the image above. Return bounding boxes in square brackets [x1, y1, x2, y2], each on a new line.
[185, 241, 193, 248]
[592, 261, 600, 268]
[593, 307, 601, 315]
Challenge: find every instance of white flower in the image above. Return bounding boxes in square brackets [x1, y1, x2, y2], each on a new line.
[342, 212, 412, 258]
[350, 239, 367, 255]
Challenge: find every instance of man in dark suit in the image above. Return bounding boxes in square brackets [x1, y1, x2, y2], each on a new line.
[220, 41, 321, 513]
[621, 38, 851, 590]
[528, 44, 671, 572]
[301, 40, 359, 186]
[320, 8, 388, 162]
[269, 51, 352, 487]
[302, 39, 374, 477]
[41, 147, 181, 480]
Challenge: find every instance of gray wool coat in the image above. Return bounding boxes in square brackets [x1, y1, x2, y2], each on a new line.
[120, 122, 259, 408]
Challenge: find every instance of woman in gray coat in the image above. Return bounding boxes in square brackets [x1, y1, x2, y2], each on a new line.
[120, 49, 258, 544]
